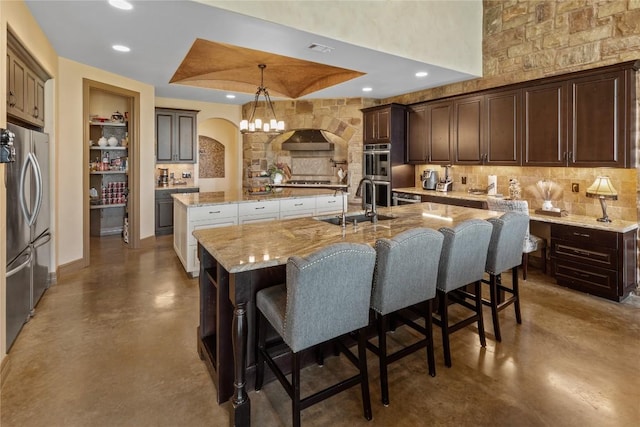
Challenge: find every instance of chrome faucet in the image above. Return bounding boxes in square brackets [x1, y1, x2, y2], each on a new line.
[356, 176, 377, 223]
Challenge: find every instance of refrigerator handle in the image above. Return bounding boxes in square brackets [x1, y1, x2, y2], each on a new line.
[6, 249, 32, 278]
[31, 152, 43, 226]
[19, 153, 30, 224]
[32, 231, 51, 249]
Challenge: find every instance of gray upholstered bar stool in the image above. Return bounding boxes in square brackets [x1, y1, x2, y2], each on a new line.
[255, 242, 376, 427]
[484, 212, 530, 342]
[368, 228, 444, 406]
[434, 219, 493, 368]
[486, 198, 547, 280]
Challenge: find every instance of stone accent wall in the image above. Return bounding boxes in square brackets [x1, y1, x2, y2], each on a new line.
[242, 98, 378, 201]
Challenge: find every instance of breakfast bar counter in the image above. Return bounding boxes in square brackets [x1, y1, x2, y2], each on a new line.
[192, 202, 500, 426]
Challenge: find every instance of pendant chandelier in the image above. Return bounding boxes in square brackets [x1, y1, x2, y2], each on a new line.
[240, 64, 285, 134]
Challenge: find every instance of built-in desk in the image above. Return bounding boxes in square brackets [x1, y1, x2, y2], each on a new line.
[193, 203, 500, 427]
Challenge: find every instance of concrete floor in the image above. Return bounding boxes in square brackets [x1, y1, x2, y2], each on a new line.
[1, 235, 639, 426]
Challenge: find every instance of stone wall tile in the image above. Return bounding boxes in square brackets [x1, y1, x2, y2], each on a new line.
[614, 9, 640, 35]
[543, 32, 570, 49]
[534, 1, 554, 23]
[601, 35, 640, 57]
[524, 51, 556, 69]
[526, 19, 555, 39]
[597, 0, 628, 18]
[569, 24, 614, 46]
[484, 3, 503, 35]
[630, 0, 640, 10]
[569, 7, 594, 33]
[557, 0, 591, 14]
[555, 42, 601, 68]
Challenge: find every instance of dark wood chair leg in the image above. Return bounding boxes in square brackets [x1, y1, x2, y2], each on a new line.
[522, 252, 529, 280]
[475, 281, 486, 348]
[357, 328, 373, 420]
[377, 314, 390, 406]
[541, 247, 547, 275]
[438, 290, 452, 368]
[315, 347, 324, 367]
[425, 299, 436, 377]
[255, 312, 266, 391]
[292, 352, 301, 427]
[512, 266, 522, 324]
[489, 274, 502, 342]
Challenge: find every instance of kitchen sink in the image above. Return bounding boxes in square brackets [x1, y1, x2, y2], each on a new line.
[317, 212, 396, 226]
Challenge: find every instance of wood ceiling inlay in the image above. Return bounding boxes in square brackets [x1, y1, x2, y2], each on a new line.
[170, 39, 365, 99]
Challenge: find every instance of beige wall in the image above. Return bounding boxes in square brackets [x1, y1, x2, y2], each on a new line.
[57, 58, 155, 266]
[0, 0, 58, 362]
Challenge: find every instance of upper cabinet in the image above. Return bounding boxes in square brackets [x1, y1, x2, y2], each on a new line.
[7, 32, 49, 129]
[156, 108, 198, 163]
[407, 60, 637, 168]
[362, 104, 405, 144]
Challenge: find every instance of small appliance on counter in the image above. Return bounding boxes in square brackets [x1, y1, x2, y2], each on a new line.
[436, 165, 453, 192]
[158, 168, 169, 186]
[421, 169, 438, 190]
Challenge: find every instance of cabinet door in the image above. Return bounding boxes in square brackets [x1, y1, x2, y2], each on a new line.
[7, 52, 26, 118]
[156, 111, 174, 163]
[363, 111, 377, 143]
[406, 105, 428, 163]
[176, 113, 196, 162]
[155, 198, 174, 235]
[453, 96, 484, 164]
[569, 71, 626, 167]
[376, 109, 391, 140]
[34, 77, 45, 126]
[485, 89, 521, 165]
[428, 100, 453, 164]
[523, 82, 567, 166]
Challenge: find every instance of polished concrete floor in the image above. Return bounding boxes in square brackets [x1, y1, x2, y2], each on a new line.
[1, 235, 639, 426]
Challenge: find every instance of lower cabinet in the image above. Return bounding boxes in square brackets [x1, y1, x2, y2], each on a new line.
[421, 194, 487, 209]
[316, 194, 348, 215]
[155, 187, 199, 235]
[238, 200, 280, 224]
[550, 224, 637, 301]
[279, 197, 316, 220]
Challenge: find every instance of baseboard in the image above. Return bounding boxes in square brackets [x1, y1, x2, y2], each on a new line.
[0, 354, 11, 389]
[57, 257, 86, 278]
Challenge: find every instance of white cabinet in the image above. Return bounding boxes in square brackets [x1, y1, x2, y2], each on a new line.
[174, 202, 238, 277]
[315, 193, 348, 215]
[280, 198, 316, 219]
[238, 200, 280, 224]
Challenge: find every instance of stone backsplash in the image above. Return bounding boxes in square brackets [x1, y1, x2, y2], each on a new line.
[414, 164, 636, 222]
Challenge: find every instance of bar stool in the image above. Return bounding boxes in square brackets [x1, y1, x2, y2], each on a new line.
[483, 212, 530, 342]
[433, 219, 493, 368]
[255, 242, 376, 427]
[368, 228, 444, 406]
[486, 198, 546, 280]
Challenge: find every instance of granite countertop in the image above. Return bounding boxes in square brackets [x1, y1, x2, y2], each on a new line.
[193, 203, 500, 273]
[393, 187, 637, 233]
[155, 184, 200, 192]
[173, 188, 349, 207]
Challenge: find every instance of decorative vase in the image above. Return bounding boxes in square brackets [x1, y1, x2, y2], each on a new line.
[272, 172, 283, 184]
[542, 200, 554, 211]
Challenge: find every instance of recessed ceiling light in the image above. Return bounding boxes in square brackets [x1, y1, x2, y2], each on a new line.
[415, 71, 429, 78]
[109, 0, 133, 10]
[362, 87, 373, 92]
[112, 45, 130, 52]
[226, 94, 236, 99]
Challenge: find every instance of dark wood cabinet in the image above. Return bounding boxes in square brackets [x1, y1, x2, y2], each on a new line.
[453, 96, 484, 164]
[485, 89, 521, 165]
[427, 100, 454, 164]
[406, 104, 428, 163]
[362, 104, 404, 144]
[155, 187, 199, 235]
[569, 70, 628, 167]
[550, 224, 637, 301]
[156, 108, 198, 163]
[523, 82, 567, 166]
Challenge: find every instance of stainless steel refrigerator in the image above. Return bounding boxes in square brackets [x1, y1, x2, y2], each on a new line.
[5, 123, 51, 351]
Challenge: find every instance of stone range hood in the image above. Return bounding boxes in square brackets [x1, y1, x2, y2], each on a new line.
[281, 129, 335, 151]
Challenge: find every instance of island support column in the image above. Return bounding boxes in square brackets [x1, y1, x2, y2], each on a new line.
[232, 302, 250, 426]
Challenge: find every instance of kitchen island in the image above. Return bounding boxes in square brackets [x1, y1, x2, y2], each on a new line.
[172, 188, 348, 276]
[192, 202, 501, 426]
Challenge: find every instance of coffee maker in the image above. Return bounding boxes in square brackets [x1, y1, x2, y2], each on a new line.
[421, 169, 438, 190]
[436, 165, 453, 192]
[158, 168, 169, 186]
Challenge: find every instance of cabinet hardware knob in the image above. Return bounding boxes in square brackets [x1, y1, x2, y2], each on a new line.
[34, 106, 39, 118]
[572, 232, 590, 238]
[209, 211, 221, 214]
[255, 206, 265, 210]
[294, 203, 303, 206]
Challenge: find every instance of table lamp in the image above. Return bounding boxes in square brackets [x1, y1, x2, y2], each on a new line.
[585, 176, 618, 222]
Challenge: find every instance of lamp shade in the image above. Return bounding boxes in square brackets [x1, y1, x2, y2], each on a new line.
[586, 176, 618, 200]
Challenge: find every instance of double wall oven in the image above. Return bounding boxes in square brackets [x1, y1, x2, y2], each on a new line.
[362, 144, 392, 207]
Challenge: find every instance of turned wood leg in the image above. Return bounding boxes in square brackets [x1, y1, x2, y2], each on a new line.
[232, 303, 250, 427]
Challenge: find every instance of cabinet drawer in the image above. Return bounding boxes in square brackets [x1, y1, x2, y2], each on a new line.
[280, 198, 316, 212]
[190, 204, 238, 221]
[316, 195, 345, 212]
[238, 200, 279, 216]
[551, 224, 618, 249]
[552, 239, 618, 269]
[552, 259, 618, 300]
